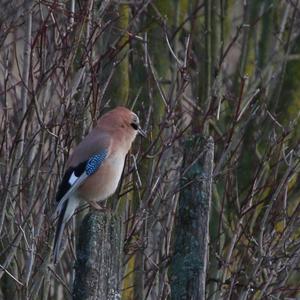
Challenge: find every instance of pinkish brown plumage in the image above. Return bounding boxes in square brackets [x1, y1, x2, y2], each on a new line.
[53, 106, 145, 263]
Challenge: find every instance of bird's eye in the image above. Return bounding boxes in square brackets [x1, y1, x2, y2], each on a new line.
[131, 123, 138, 130]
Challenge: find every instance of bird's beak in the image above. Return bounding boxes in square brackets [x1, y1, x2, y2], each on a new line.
[138, 126, 147, 137]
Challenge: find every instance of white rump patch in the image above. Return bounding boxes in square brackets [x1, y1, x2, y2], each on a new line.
[68, 172, 78, 185]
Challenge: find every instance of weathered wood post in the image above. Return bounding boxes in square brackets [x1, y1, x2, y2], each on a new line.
[170, 137, 214, 300]
[73, 211, 123, 300]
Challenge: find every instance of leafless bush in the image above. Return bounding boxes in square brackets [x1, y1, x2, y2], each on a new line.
[0, 1, 299, 299]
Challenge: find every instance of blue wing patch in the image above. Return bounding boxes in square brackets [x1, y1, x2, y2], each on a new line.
[86, 150, 108, 176]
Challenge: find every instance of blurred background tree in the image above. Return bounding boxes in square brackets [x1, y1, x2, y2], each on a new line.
[0, 0, 299, 299]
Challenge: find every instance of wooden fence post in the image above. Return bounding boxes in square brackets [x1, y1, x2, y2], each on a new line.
[170, 137, 214, 299]
[73, 212, 123, 300]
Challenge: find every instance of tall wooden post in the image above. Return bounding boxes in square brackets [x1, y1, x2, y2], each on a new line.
[170, 137, 214, 299]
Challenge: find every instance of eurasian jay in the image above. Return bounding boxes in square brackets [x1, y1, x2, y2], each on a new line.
[53, 106, 145, 263]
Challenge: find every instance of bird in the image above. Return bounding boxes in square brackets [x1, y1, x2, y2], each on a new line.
[53, 106, 145, 263]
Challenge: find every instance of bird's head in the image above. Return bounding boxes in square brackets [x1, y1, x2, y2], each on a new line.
[98, 106, 146, 142]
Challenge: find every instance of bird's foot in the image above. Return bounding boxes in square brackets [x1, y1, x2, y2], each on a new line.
[90, 202, 111, 213]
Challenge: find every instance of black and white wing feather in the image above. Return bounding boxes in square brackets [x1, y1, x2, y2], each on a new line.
[53, 150, 108, 263]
